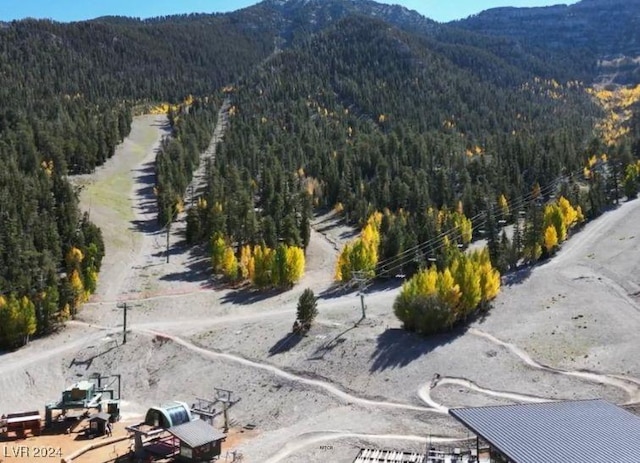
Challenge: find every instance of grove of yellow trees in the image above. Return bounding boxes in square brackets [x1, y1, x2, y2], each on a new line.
[394, 246, 501, 335]
[542, 196, 583, 255]
[212, 237, 305, 289]
[335, 213, 382, 281]
[0, 295, 37, 347]
[335, 208, 473, 283]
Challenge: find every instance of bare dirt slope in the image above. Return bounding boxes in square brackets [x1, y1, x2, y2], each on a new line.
[2, 111, 640, 463]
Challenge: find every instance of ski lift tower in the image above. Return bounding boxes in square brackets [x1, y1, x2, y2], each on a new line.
[352, 271, 368, 320]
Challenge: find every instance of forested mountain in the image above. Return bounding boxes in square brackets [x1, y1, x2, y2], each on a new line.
[189, 12, 603, 261]
[0, 14, 274, 104]
[2, 0, 640, 347]
[456, 0, 640, 85]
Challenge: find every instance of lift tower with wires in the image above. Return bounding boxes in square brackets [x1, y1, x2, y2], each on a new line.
[352, 271, 369, 319]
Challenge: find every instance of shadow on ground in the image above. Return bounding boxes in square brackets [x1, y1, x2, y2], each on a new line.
[319, 278, 402, 300]
[308, 319, 363, 361]
[158, 244, 212, 284]
[319, 283, 356, 300]
[129, 160, 161, 235]
[369, 327, 463, 372]
[268, 331, 304, 356]
[503, 263, 535, 287]
[221, 286, 287, 306]
[68, 339, 120, 370]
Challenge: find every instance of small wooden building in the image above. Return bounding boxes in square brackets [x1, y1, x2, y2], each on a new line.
[168, 419, 226, 462]
[87, 412, 111, 437]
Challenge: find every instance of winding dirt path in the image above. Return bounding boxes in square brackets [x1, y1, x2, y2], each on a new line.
[418, 377, 550, 414]
[138, 328, 440, 414]
[469, 328, 640, 403]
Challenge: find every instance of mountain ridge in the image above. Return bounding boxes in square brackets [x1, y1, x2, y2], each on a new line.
[456, 0, 640, 84]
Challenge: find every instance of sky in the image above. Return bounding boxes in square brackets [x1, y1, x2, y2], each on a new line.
[0, 0, 579, 24]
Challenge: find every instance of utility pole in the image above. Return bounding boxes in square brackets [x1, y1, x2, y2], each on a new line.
[116, 302, 127, 344]
[352, 271, 368, 319]
[215, 388, 233, 433]
[166, 221, 171, 263]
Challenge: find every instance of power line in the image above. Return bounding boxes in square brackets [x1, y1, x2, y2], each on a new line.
[373, 176, 561, 272]
[367, 171, 578, 282]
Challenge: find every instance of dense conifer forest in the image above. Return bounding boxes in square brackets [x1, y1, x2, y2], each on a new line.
[2, 0, 640, 347]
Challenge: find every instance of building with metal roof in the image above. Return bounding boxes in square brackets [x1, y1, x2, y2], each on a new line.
[449, 399, 640, 463]
[167, 419, 226, 462]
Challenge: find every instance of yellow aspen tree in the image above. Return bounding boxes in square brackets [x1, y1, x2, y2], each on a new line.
[349, 239, 367, 276]
[247, 255, 256, 282]
[558, 196, 578, 230]
[221, 246, 239, 281]
[479, 262, 501, 303]
[253, 245, 274, 287]
[17, 296, 36, 344]
[544, 204, 567, 242]
[211, 234, 226, 272]
[285, 246, 305, 285]
[361, 223, 380, 250]
[85, 268, 99, 294]
[239, 245, 253, 280]
[437, 268, 461, 310]
[252, 245, 265, 286]
[416, 266, 439, 296]
[498, 194, 510, 219]
[0, 296, 15, 346]
[335, 243, 352, 282]
[544, 225, 558, 253]
[366, 211, 383, 231]
[69, 269, 87, 310]
[437, 209, 446, 232]
[65, 247, 84, 270]
[454, 257, 482, 316]
[456, 213, 473, 245]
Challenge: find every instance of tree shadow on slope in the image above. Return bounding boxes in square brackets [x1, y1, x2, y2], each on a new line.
[319, 283, 357, 300]
[158, 244, 212, 284]
[129, 161, 161, 235]
[502, 263, 534, 287]
[369, 327, 463, 372]
[319, 278, 402, 300]
[307, 319, 363, 361]
[220, 286, 288, 306]
[268, 331, 304, 356]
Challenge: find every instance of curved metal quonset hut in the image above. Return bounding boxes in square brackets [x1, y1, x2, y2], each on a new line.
[144, 401, 192, 428]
